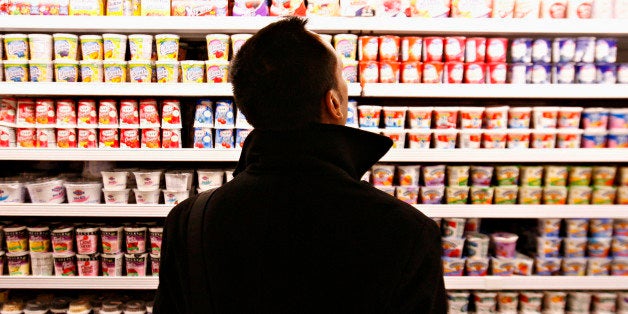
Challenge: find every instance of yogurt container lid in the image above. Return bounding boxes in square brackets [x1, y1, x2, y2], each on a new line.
[156, 34, 180, 39]
[583, 129, 608, 135]
[610, 108, 628, 113]
[103, 60, 127, 65]
[100, 226, 123, 232]
[125, 252, 148, 259]
[50, 297, 72, 310]
[492, 232, 519, 242]
[53, 251, 75, 258]
[0, 251, 5, 257]
[149, 227, 163, 233]
[382, 106, 408, 111]
[610, 129, 628, 135]
[180, 60, 205, 65]
[558, 106, 584, 112]
[76, 253, 99, 261]
[125, 300, 146, 312]
[466, 232, 489, 240]
[483, 129, 508, 134]
[557, 128, 584, 134]
[433, 106, 459, 111]
[52, 225, 74, 233]
[407, 106, 433, 112]
[432, 129, 459, 134]
[3, 60, 28, 65]
[52, 33, 78, 38]
[101, 252, 124, 259]
[102, 188, 131, 192]
[79, 60, 103, 65]
[150, 252, 160, 259]
[134, 170, 163, 175]
[128, 60, 152, 66]
[53, 60, 79, 65]
[29, 60, 53, 65]
[583, 107, 609, 113]
[4, 33, 28, 37]
[27, 225, 50, 232]
[64, 181, 102, 187]
[357, 105, 382, 110]
[507, 128, 532, 134]
[459, 106, 485, 112]
[6, 250, 29, 257]
[102, 33, 128, 38]
[532, 128, 557, 134]
[124, 226, 147, 232]
[532, 106, 559, 111]
[79, 34, 102, 39]
[68, 299, 91, 312]
[381, 129, 406, 135]
[4, 225, 26, 232]
[406, 129, 432, 135]
[361, 128, 381, 134]
[76, 226, 99, 233]
[155, 60, 179, 65]
[28, 33, 52, 38]
[128, 34, 152, 39]
[485, 106, 509, 112]
[101, 300, 124, 311]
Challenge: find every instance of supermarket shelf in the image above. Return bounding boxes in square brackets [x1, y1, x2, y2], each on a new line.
[1, 148, 626, 162]
[417, 205, 628, 219]
[0, 277, 158, 290]
[2, 204, 627, 218]
[361, 83, 628, 99]
[1, 16, 627, 36]
[444, 277, 628, 290]
[0, 204, 172, 217]
[1, 276, 626, 290]
[0, 82, 362, 97]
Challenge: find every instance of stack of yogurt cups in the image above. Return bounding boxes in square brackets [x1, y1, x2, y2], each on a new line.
[100, 169, 136, 204]
[163, 170, 193, 205]
[192, 99, 253, 149]
[582, 107, 628, 148]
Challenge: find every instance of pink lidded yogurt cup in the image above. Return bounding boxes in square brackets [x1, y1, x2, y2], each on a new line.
[582, 107, 609, 130]
[357, 105, 382, 128]
[125, 253, 148, 277]
[397, 165, 421, 186]
[530, 129, 557, 148]
[458, 129, 482, 149]
[420, 186, 445, 204]
[556, 128, 583, 148]
[433, 107, 458, 129]
[459, 107, 484, 129]
[382, 106, 407, 129]
[582, 129, 608, 148]
[407, 107, 432, 129]
[372, 164, 395, 186]
[557, 106, 584, 129]
[101, 253, 123, 276]
[381, 130, 405, 149]
[609, 108, 628, 129]
[508, 107, 532, 129]
[433, 129, 458, 149]
[407, 129, 432, 149]
[482, 129, 507, 149]
[506, 129, 531, 148]
[101, 226, 123, 254]
[532, 106, 559, 129]
[492, 232, 518, 258]
[484, 106, 509, 129]
[77, 253, 99, 276]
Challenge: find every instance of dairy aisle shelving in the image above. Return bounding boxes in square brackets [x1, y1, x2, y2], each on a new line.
[1, 16, 627, 292]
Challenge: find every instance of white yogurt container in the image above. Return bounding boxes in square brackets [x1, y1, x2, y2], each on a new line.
[134, 170, 162, 191]
[101, 170, 129, 190]
[102, 189, 130, 204]
[25, 178, 65, 204]
[64, 181, 102, 204]
[0, 180, 25, 203]
[28, 34, 53, 61]
[163, 190, 190, 205]
[165, 171, 193, 191]
[133, 189, 161, 204]
[197, 169, 224, 189]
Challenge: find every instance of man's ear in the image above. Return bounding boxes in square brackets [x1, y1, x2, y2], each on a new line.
[323, 89, 343, 122]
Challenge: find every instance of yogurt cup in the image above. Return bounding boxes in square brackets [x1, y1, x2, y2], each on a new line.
[612, 258, 628, 276]
[101, 170, 128, 190]
[464, 218, 481, 234]
[334, 34, 358, 61]
[0, 181, 25, 203]
[590, 218, 614, 238]
[545, 165, 568, 186]
[473, 291, 497, 312]
[5, 225, 28, 253]
[535, 257, 562, 275]
[27, 225, 50, 253]
[125, 253, 148, 276]
[51, 226, 74, 253]
[443, 218, 466, 238]
[494, 186, 518, 204]
[231, 34, 252, 57]
[557, 106, 583, 129]
[4, 60, 29, 82]
[53, 33, 78, 60]
[134, 170, 162, 191]
[433, 106, 458, 129]
[397, 165, 421, 186]
[100, 226, 124, 254]
[24, 299, 50, 313]
[29, 61, 53, 82]
[538, 218, 561, 238]
[445, 186, 469, 204]
[562, 257, 587, 276]
[206, 60, 229, 83]
[357, 106, 382, 128]
[407, 107, 432, 129]
[564, 237, 588, 258]
[568, 185, 592, 204]
[619, 186, 628, 205]
[492, 232, 518, 258]
[592, 166, 617, 186]
[458, 129, 482, 149]
[433, 129, 457, 149]
[447, 291, 471, 312]
[565, 218, 589, 238]
[128, 34, 153, 61]
[7, 251, 29, 276]
[592, 292, 618, 313]
[375, 185, 395, 196]
[458, 106, 484, 129]
[543, 186, 568, 205]
[80, 61, 103, 82]
[537, 237, 562, 258]
[53, 60, 78, 82]
[442, 237, 465, 258]
[103, 60, 127, 83]
[27, 34, 52, 61]
[582, 129, 608, 148]
[125, 226, 147, 254]
[610, 108, 628, 129]
[180, 60, 205, 83]
[543, 291, 567, 311]
[508, 107, 532, 129]
[128, 60, 152, 83]
[447, 166, 470, 186]
[395, 186, 419, 204]
[163, 190, 190, 205]
[420, 185, 445, 204]
[53, 252, 77, 276]
[442, 257, 465, 276]
[612, 236, 628, 257]
[197, 169, 224, 189]
[470, 186, 494, 204]
[149, 227, 163, 255]
[76, 226, 99, 255]
[382, 106, 407, 129]
[406, 129, 431, 149]
[76, 253, 100, 276]
[592, 185, 616, 205]
[3, 34, 29, 60]
[466, 232, 490, 258]
[495, 165, 519, 186]
[206, 34, 229, 61]
[155, 34, 179, 61]
[530, 128, 557, 148]
[556, 128, 583, 148]
[470, 166, 494, 187]
[155, 61, 179, 83]
[103, 34, 127, 61]
[79, 35, 104, 61]
[482, 129, 507, 149]
[587, 257, 611, 275]
[582, 107, 609, 130]
[101, 253, 123, 276]
[532, 106, 559, 129]
[519, 291, 543, 312]
[519, 166, 543, 187]
[608, 129, 628, 148]
[131, 189, 159, 204]
[64, 181, 102, 203]
[103, 189, 130, 204]
[614, 219, 628, 236]
[25, 178, 65, 204]
[381, 129, 405, 149]
[423, 165, 446, 186]
[484, 106, 509, 130]
[372, 164, 395, 186]
[496, 291, 518, 312]
[491, 257, 516, 276]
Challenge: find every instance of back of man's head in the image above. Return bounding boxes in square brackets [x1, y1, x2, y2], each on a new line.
[229, 17, 338, 131]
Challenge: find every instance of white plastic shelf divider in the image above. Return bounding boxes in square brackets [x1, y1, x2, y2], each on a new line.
[0, 82, 362, 97]
[1, 16, 627, 36]
[0, 148, 626, 162]
[1, 276, 626, 290]
[0, 277, 158, 289]
[2, 204, 627, 218]
[361, 83, 628, 99]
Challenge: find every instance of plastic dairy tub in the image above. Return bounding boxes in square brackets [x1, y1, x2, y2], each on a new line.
[25, 178, 65, 204]
[64, 181, 102, 203]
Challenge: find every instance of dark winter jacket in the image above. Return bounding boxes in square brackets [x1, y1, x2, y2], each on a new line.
[154, 123, 446, 314]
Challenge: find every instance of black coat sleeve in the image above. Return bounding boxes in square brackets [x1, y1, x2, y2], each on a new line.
[153, 198, 194, 314]
[391, 220, 447, 314]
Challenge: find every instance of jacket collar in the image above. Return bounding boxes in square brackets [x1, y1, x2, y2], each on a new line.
[233, 124, 393, 181]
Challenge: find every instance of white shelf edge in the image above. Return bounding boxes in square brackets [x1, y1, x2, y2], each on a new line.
[362, 84, 628, 99]
[0, 148, 626, 162]
[2, 204, 627, 219]
[0, 82, 361, 97]
[0, 276, 158, 289]
[0, 16, 627, 36]
[1, 276, 626, 290]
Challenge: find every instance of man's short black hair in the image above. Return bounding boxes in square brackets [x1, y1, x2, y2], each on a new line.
[229, 17, 338, 130]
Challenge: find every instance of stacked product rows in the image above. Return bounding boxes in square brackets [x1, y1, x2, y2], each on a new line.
[367, 164, 628, 205]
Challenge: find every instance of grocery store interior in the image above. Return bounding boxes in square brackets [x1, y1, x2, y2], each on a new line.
[0, 0, 627, 312]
